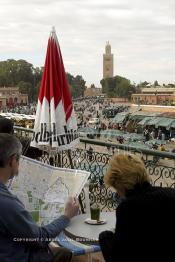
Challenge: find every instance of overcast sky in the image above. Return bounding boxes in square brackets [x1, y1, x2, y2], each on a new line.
[0, 0, 175, 87]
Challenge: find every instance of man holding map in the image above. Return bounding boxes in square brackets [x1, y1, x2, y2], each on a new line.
[0, 133, 79, 262]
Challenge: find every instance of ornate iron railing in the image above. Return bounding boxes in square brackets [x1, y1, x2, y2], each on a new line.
[14, 127, 175, 212]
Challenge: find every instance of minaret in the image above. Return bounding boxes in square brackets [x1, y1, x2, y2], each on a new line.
[103, 41, 114, 79]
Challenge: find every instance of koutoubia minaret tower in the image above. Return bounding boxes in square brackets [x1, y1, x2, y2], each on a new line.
[103, 41, 114, 78]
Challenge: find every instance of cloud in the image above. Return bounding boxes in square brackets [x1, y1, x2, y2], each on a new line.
[0, 0, 175, 86]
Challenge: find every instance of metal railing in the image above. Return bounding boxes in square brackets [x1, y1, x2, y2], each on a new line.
[14, 126, 175, 212]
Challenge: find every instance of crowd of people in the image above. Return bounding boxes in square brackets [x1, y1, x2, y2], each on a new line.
[75, 98, 175, 155]
[143, 127, 172, 142]
[0, 104, 36, 115]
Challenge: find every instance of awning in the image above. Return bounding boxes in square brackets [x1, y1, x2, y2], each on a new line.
[129, 112, 159, 121]
[146, 139, 166, 145]
[138, 117, 154, 126]
[78, 127, 97, 134]
[123, 141, 150, 149]
[111, 112, 129, 124]
[146, 117, 162, 126]
[101, 130, 144, 142]
[122, 132, 144, 141]
[101, 130, 124, 138]
[156, 118, 175, 130]
[0, 113, 35, 121]
[170, 121, 175, 129]
[129, 115, 146, 121]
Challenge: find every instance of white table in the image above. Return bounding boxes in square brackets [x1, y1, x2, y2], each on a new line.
[64, 212, 116, 244]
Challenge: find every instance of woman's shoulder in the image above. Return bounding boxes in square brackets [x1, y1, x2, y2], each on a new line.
[118, 185, 175, 210]
[151, 186, 175, 199]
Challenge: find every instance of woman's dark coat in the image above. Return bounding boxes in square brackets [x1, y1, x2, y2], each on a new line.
[99, 182, 175, 261]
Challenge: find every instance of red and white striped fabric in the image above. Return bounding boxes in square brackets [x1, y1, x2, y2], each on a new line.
[31, 28, 79, 150]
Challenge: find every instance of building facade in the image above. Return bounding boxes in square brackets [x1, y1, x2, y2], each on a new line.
[84, 87, 102, 97]
[103, 42, 114, 79]
[131, 87, 175, 106]
[0, 87, 28, 108]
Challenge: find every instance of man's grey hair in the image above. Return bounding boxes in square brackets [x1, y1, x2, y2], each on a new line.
[0, 133, 22, 167]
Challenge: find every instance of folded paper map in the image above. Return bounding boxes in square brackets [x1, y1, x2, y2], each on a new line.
[9, 156, 90, 225]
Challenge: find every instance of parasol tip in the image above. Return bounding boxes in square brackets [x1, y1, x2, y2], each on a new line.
[51, 26, 56, 33]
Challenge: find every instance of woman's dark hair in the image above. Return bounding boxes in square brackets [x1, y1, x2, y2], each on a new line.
[0, 117, 14, 134]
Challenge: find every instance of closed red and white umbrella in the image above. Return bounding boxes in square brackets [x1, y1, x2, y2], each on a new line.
[31, 27, 79, 150]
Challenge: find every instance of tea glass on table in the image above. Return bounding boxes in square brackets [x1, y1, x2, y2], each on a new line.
[90, 204, 100, 221]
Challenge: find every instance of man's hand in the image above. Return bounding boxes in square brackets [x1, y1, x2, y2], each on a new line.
[64, 197, 79, 219]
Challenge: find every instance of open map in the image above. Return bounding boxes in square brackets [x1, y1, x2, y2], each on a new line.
[9, 156, 90, 225]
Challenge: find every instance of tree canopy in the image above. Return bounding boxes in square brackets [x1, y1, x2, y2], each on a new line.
[136, 81, 150, 88]
[67, 73, 86, 98]
[0, 59, 86, 102]
[0, 59, 43, 102]
[100, 75, 136, 99]
[153, 80, 159, 86]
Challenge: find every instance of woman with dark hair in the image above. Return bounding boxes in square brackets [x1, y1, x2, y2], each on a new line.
[99, 153, 175, 261]
[0, 117, 14, 134]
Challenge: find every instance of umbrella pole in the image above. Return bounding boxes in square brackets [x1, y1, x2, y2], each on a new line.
[67, 149, 74, 169]
[67, 149, 85, 214]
